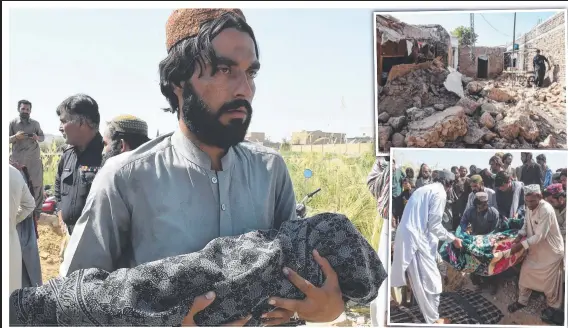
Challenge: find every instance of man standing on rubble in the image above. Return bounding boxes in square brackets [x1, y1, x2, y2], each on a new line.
[391, 170, 463, 325]
[9, 100, 45, 228]
[61, 9, 346, 326]
[533, 49, 550, 88]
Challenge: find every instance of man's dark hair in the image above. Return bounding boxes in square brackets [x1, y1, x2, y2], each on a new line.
[17, 99, 32, 110]
[489, 155, 503, 167]
[494, 171, 511, 188]
[536, 154, 546, 163]
[56, 94, 101, 130]
[451, 166, 458, 173]
[503, 153, 513, 161]
[561, 169, 567, 178]
[550, 191, 566, 199]
[405, 167, 414, 178]
[159, 13, 259, 117]
[107, 124, 151, 151]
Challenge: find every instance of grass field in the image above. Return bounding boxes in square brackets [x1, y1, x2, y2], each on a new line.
[40, 142, 382, 248]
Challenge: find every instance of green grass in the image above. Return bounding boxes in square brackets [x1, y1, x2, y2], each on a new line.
[40, 142, 382, 247]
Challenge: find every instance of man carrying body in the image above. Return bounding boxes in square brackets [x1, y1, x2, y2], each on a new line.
[533, 49, 550, 88]
[494, 171, 525, 219]
[506, 185, 564, 323]
[9, 100, 45, 226]
[54, 94, 104, 236]
[459, 192, 502, 295]
[391, 170, 463, 324]
[61, 9, 345, 326]
[466, 175, 497, 210]
[102, 115, 151, 165]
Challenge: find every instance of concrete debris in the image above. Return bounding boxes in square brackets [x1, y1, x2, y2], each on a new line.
[377, 60, 566, 150]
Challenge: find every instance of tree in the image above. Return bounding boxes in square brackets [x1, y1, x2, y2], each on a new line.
[451, 26, 478, 47]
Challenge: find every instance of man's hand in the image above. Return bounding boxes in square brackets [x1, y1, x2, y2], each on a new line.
[452, 238, 463, 249]
[181, 292, 252, 326]
[261, 308, 294, 326]
[31, 133, 40, 141]
[510, 242, 524, 255]
[15, 131, 26, 140]
[513, 235, 522, 244]
[267, 250, 344, 323]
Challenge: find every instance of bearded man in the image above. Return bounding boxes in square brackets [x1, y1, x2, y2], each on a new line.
[101, 115, 150, 166]
[60, 9, 345, 326]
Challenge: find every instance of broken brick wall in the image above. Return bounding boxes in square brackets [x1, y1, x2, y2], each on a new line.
[516, 11, 566, 84]
[458, 46, 506, 79]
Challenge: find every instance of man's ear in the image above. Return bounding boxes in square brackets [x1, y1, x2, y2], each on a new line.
[173, 81, 185, 98]
[120, 139, 130, 152]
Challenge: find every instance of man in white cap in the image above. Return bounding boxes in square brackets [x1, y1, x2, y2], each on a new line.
[506, 184, 564, 323]
[391, 169, 463, 324]
[101, 115, 151, 166]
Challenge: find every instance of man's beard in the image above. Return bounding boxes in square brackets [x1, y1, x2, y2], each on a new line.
[20, 112, 30, 120]
[101, 141, 123, 167]
[181, 84, 252, 149]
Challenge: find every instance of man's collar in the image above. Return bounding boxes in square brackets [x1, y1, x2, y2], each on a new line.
[171, 130, 235, 171]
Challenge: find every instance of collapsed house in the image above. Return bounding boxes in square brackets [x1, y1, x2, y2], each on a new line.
[375, 14, 455, 87]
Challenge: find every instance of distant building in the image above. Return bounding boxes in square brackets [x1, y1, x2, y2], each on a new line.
[290, 130, 346, 145]
[245, 132, 266, 143]
[346, 136, 372, 143]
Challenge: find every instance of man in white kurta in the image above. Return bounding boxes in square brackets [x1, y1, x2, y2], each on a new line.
[9, 164, 36, 295]
[391, 170, 463, 324]
[506, 184, 564, 322]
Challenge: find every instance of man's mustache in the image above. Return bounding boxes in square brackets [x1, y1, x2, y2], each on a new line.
[217, 99, 252, 116]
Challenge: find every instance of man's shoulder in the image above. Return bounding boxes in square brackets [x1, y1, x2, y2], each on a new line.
[233, 141, 285, 165]
[98, 133, 174, 178]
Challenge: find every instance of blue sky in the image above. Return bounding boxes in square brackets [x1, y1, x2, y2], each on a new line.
[8, 8, 563, 141]
[389, 10, 561, 47]
[393, 149, 567, 172]
[9, 8, 377, 141]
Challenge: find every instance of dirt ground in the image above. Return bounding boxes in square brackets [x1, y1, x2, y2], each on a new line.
[35, 214, 369, 327]
[37, 214, 65, 282]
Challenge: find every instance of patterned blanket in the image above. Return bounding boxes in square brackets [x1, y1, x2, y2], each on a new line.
[10, 213, 386, 326]
[439, 217, 527, 276]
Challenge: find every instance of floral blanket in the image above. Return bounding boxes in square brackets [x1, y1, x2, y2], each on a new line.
[439, 217, 527, 276]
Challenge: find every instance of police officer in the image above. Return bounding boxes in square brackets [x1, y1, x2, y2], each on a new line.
[54, 94, 103, 235]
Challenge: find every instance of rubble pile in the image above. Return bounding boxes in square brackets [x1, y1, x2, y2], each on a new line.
[377, 61, 567, 151]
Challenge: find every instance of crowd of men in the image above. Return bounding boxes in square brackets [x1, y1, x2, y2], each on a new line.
[9, 96, 151, 292]
[389, 152, 566, 325]
[8, 8, 348, 326]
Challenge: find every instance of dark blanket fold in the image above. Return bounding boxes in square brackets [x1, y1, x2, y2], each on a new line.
[10, 213, 386, 326]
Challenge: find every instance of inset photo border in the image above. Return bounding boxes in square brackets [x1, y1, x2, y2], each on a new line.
[373, 9, 568, 155]
[386, 147, 567, 327]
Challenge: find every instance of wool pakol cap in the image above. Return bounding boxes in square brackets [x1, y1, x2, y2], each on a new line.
[165, 8, 246, 52]
[108, 115, 148, 136]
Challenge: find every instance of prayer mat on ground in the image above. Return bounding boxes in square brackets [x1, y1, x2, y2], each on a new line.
[10, 213, 386, 327]
[439, 217, 527, 276]
[389, 288, 504, 325]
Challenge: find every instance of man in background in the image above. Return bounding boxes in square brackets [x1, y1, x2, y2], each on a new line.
[536, 154, 553, 188]
[494, 171, 525, 220]
[9, 164, 37, 294]
[9, 99, 45, 227]
[520, 153, 542, 188]
[102, 115, 151, 166]
[54, 94, 104, 236]
[533, 49, 550, 88]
